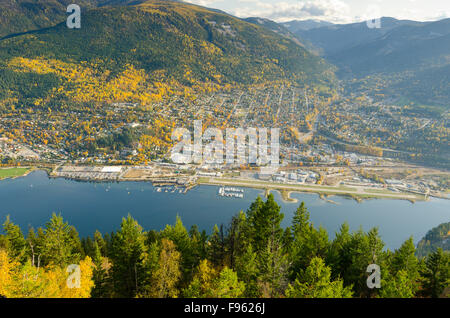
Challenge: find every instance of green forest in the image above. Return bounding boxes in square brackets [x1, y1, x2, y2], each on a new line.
[416, 222, 450, 258]
[0, 0, 337, 108]
[0, 194, 449, 298]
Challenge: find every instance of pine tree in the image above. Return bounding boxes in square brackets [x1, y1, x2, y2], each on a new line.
[343, 228, 386, 297]
[2, 216, 28, 263]
[258, 237, 290, 298]
[207, 224, 225, 268]
[226, 211, 249, 269]
[162, 216, 196, 281]
[235, 244, 261, 297]
[420, 248, 450, 298]
[379, 270, 415, 298]
[210, 267, 245, 298]
[110, 214, 147, 297]
[326, 222, 352, 280]
[90, 241, 110, 298]
[292, 202, 309, 236]
[390, 237, 419, 293]
[286, 257, 353, 298]
[249, 194, 284, 253]
[290, 202, 329, 278]
[38, 213, 82, 267]
[93, 230, 107, 256]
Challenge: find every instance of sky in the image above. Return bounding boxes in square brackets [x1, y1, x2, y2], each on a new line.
[184, 0, 450, 23]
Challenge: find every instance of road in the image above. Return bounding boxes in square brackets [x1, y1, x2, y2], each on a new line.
[203, 178, 420, 200]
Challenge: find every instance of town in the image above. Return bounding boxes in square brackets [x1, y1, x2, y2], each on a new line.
[0, 84, 448, 201]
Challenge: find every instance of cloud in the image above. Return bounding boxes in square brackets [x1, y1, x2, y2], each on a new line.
[230, 0, 353, 23]
[184, 0, 219, 6]
[424, 9, 450, 21]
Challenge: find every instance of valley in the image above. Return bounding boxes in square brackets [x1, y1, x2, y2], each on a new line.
[0, 0, 448, 198]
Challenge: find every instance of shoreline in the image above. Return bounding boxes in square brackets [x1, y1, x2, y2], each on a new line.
[199, 177, 427, 203]
[1, 167, 445, 203]
[0, 167, 36, 181]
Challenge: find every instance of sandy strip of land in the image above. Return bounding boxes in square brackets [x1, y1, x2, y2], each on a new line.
[202, 178, 420, 201]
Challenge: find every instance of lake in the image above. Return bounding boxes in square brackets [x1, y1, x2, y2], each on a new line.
[0, 170, 449, 250]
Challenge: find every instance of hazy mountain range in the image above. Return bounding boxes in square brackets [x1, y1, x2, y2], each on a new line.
[276, 17, 450, 106]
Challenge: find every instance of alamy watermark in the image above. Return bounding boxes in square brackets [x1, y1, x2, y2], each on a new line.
[366, 264, 381, 289]
[365, 4, 382, 29]
[171, 120, 279, 169]
[66, 264, 81, 289]
[67, 4, 81, 29]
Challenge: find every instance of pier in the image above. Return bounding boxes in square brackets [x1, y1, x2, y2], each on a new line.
[218, 186, 244, 198]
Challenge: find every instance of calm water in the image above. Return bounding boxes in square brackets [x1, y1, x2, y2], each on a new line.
[0, 170, 449, 250]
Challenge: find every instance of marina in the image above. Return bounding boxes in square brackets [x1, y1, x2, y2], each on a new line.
[154, 185, 189, 194]
[218, 186, 244, 198]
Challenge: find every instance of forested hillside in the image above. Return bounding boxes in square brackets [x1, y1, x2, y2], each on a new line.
[417, 222, 450, 258]
[0, 0, 337, 108]
[1, 195, 449, 298]
[0, 0, 98, 38]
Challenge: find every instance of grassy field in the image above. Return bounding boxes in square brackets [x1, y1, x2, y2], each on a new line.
[0, 167, 31, 180]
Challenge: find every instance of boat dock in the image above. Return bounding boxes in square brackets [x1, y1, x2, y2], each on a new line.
[218, 186, 244, 198]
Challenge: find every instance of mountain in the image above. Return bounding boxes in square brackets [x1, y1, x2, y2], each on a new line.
[0, 0, 337, 107]
[0, 0, 99, 38]
[330, 18, 450, 74]
[290, 17, 426, 57]
[0, 0, 157, 38]
[243, 17, 303, 46]
[283, 17, 449, 106]
[331, 18, 450, 106]
[282, 19, 333, 32]
[416, 222, 450, 258]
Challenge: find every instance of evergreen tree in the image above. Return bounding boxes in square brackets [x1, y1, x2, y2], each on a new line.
[379, 270, 415, 298]
[110, 214, 147, 297]
[2, 216, 27, 263]
[286, 257, 353, 298]
[342, 228, 385, 297]
[292, 202, 310, 236]
[90, 241, 111, 298]
[290, 203, 329, 278]
[326, 222, 352, 280]
[189, 225, 207, 268]
[258, 237, 289, 298]
[420, 248, 450, 298]
[162, 216, 196, 281]
[249, 194, 284, 253]
[226, 211, 249, 269]
[38, 213, 82, 267]
[207, 224, 225, 268]
[235, 244, 261, 297]
[210, 267, 245, 298]
[93, 230, 107, 256]
[390, 237, 420, 293]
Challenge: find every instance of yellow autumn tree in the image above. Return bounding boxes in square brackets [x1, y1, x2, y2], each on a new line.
[151, 239, 181, 298]
[0, 251, 94, 298]
[0, 249, 18, 297]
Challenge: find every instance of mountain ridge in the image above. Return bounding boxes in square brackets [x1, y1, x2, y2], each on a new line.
[0, 0, 338, 107]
